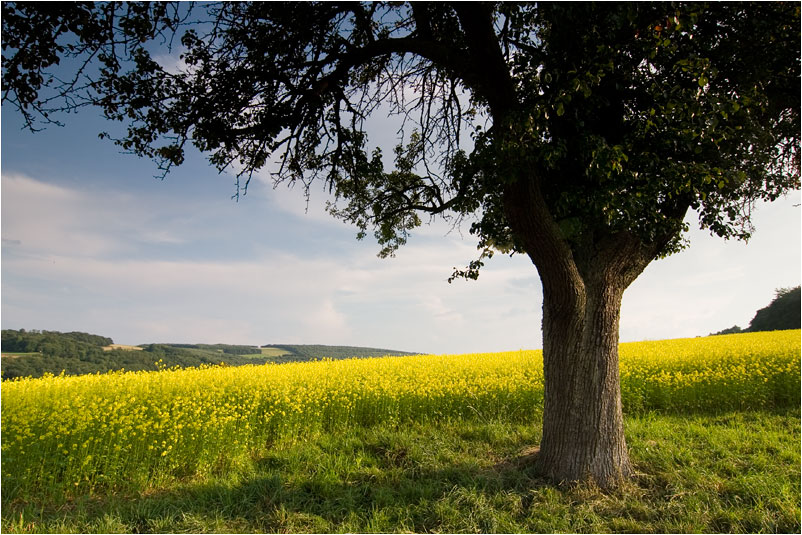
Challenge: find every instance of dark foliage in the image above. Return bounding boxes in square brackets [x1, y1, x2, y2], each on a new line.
[710, 325, 744, 336]
[1, 329, 112, 358]
[2, 3, 798, 266]
[262, 344, 419, 363]
[162, 343, 261, 356]
[748, 287, 801, 333]
[710, 286, 801, 335]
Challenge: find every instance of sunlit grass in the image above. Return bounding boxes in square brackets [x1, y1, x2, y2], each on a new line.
[259, 347, 291, 357]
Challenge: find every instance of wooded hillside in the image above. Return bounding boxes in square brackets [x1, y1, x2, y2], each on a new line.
[711, 287, 801, 335]
[0, 330, 417, 379]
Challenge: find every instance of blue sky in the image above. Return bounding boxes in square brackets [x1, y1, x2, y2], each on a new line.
[2, 92, 800, 354]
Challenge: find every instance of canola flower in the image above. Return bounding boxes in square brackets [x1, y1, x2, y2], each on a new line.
[619, 330, 800, 412]
[2, 330, 799, 500]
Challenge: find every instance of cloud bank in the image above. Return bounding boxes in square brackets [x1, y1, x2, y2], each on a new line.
[2, 171, 799, 353]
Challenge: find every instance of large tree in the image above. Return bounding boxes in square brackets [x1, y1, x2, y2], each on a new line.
[3, 2, 799, 488]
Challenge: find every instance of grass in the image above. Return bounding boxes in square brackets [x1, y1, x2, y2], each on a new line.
[101, 344, 143, 351]
[230, 347, 294, 359]
[259, 347, 292, 358]
[2, 408, 798, 533]
[1, 352, 40, 359]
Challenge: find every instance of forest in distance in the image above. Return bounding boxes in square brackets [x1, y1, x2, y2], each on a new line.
[1, 286, 798, 380]
[0, 331, 417, 380]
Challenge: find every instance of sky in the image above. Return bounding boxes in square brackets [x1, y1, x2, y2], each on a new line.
[2, 88, 800, 355]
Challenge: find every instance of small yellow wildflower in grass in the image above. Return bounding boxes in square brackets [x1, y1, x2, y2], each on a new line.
[1, 330, 798, 500]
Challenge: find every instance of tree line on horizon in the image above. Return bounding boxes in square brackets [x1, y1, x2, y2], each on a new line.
[0, 332, 274, 380]
[0, 331, 418, 380]
[2, 285, 798, 380]
[0, 286, 802, 379]
[711, 286, 801, 336]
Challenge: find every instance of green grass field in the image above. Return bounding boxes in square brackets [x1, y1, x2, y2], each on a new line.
[260, 347, 292, 358]
[2, 411, 798, 533]
[2, 330, 799, 533]
[229, 348, 292, 360]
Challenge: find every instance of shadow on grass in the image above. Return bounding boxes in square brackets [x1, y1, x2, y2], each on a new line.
[3, 421, 554, 533]
[3, 411, 800, 533]
[140, 439, 552, 532]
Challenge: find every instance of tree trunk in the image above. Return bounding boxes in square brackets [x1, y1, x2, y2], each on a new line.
[537, 276, 633, 488]
[501, 177, 654, 488]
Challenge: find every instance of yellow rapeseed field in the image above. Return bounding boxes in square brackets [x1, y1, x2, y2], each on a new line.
[2, 330, 799, 500]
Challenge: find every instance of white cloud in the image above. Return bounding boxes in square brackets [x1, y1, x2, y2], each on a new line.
[254, 177, 345, 226]
[2, 171, 798, 354]
[421, 294, 465, 324]
[1, 190, 542, 352]
[2, 173, 124, 257]
[302, 299, 353, 344]
[1, 173, 193, 258]
[152, 42, 196, 77]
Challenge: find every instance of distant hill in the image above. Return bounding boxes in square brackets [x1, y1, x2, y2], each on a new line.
[0, 331, 273, 380]
[0, 329, 419, 379]
[259, 344, 419, 363]
[711, 286, 801, 336]
[159, 343, 262, 356]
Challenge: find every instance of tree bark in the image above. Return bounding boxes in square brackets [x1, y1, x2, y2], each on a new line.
[502, 176, 652, 488]
[537, 277, 632, 488]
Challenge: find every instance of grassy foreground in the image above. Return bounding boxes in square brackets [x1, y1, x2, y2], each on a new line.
[2, 330, 800, 532]
[2, 410, 799, 533]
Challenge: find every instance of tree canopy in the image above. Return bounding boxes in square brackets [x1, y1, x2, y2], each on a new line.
[748, 286, 801, 333]
[711, 286, 802, 336]
[3, 3, 799, 272]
